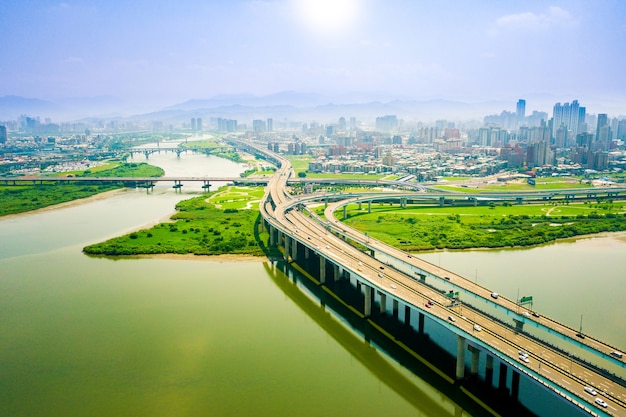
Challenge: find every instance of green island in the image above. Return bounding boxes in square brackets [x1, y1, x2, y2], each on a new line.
[0, 162, 163, 217]
[335, 200, 626, 251]
[83, 186, 271, 257]
[181, 138, 245, 163]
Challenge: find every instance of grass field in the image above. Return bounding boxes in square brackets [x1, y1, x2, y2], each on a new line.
[338, 200, 626, 251]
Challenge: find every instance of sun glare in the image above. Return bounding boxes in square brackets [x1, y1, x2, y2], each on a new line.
[292, 0, 360, 36]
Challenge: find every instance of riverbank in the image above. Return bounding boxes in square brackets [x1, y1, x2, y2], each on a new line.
[411, 229, 626, 254]
[102, 253, 267, 262]
[0, 188, 129, 220]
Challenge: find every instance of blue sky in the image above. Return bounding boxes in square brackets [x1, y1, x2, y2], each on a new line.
[1, 0, 625, 113]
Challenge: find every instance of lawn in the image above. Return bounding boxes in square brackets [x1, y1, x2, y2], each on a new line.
[338, 200, 626, 251]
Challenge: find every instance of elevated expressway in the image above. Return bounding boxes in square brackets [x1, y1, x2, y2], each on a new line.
[257, 146, 626, 417]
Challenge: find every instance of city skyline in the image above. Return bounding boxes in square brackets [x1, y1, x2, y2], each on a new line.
[1, 0, 626, 117]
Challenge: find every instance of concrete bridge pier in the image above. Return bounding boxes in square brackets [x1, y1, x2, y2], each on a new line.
[368, 201, 371, 213]
[363, 284, 372, 317]
[202, 180, 211, 191]
[304, 246, 310, 260]
[291, 237, 298, 261]
[358, 202, 362, 210]
[284, 235, 290, 261]
[404, 305, 411, 327]
[269, 225, 276, 246]
[343, 206, 347, 220]
[511, 371, 520, 401]
[379, 292, 387, 314]
[439, 196, 445, 207]
[418, 312, 425, 335]
[456, 335, 466, 380]
[498, 363, 508, 392]
[513, 319, 524, 332]
[319, 256, 326, 284]
[485, 355, 494, 386]
[392, 299, 399, 319]
[469, 345, 480, 377]
[333, 264, 340, 282]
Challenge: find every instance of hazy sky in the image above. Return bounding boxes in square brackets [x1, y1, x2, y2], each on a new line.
[1, 0, 625, 111]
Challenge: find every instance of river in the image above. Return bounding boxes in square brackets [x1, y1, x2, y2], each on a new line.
[0, 143, 623, 417]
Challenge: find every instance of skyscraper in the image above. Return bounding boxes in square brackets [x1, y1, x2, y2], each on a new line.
[552, 100, 582, 138]
[0, 125, 7, 144]
[516, 99, 526, 128]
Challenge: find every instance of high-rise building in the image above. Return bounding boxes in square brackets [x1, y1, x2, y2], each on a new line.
[516, 99, 526, 127]
[596, 114, 608, 140]
[191, 118, 197, 131]
[552, 100, 582, 138]
[0, 125, 7, 144]
[196, 118, 202, 132]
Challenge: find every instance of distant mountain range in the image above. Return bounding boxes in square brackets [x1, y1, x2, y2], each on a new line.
[3, 91, 621, 125]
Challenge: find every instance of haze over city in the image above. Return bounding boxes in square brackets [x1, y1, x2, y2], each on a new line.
[1, 0, 626, 119]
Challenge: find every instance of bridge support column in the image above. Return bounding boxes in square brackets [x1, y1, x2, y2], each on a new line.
[418, 312, 424, 335]
[417, 273, 426, 283]
[291, 238, 298, 261]
[363, 284, 372, 317]
[304, 246, 310, 260]
[269, 225, 275, 246]
[439, 196, 445, 207]
[404, 305, 411, 327]
[498, 363, 508, 392]
[392, 299, 399, 319]
[513, 319, 524, 333]
[368, 201, 371, 213]
[358, 202, 362, 210]
[379, 292, 387, 314]
[485, 355, 494, 386]
[511, 370, 520, 401]
[343, 206, 347, 220]
[456, 335, 466, 380]
[319, 256, 326, 284]
[284, 235, 290, 261]
[333, 264, 340, 282]
[469, 345, 480, 377]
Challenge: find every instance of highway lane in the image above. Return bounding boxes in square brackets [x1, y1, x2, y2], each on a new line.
[281, 207, 626, 414]
[321, 196, 625, 370]
[257, 145, 626, 416]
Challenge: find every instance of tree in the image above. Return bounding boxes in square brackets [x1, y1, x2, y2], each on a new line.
[298, 172, 307, 178]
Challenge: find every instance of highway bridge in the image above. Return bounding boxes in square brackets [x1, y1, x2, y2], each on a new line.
[245, 140, 626, 417]
[4, 140, 626, 415]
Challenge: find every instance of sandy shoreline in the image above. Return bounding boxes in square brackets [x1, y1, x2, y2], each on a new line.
[90, 253, 267, 262]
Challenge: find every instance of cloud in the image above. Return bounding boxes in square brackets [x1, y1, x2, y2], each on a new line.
[492, 6, 578, 34]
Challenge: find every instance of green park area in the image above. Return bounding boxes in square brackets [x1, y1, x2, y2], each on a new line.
[337, 199, 626, 251]
[0, 162, 164, 217]
[83, 186, 269, 257]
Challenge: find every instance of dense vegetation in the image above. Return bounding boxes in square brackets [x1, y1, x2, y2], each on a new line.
[83, 186, 269, 257]
[0, 162, 164, 216]
[341, 201, 626, 251]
